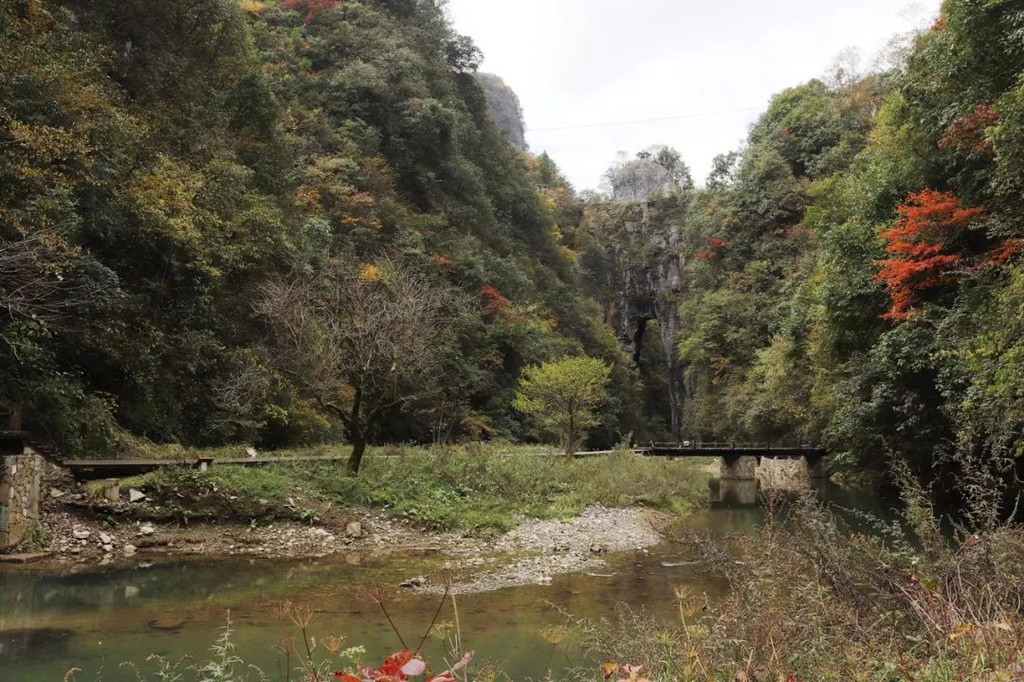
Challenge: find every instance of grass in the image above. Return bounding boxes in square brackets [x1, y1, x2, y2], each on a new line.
[566, 476, 1024, 682]
[119, 442, 713, 532]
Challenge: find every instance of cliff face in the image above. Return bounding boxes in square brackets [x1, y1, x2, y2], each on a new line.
[581, 197, 690, 438]
[475, 73, 528, 151]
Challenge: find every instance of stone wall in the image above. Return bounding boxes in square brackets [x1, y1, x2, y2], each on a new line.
[720, 455, 759, 480]
[0, 453, 43, 550]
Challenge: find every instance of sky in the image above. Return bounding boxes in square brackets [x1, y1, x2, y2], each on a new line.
[445, 0, 943, 191]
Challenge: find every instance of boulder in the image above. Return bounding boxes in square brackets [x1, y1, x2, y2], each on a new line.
[400, 576, 426, 588]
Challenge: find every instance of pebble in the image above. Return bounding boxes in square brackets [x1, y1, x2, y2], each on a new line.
[72, 528, 91, 540]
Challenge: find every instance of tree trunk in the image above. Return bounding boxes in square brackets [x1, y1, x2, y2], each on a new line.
[348, 432, 368, 476]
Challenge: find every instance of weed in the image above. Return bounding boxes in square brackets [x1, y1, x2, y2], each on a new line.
[129, 444, 711, 532]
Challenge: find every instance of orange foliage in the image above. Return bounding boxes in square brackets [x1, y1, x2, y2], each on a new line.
[987, 238, 1024, 266]
[430, 252, 453, 272]
[695, 236, 731, 262]
[480, 283, 510, 318]
[939, 105, 999, 155]
[281, 0, 337, 23]
[875, 190, 985, 322]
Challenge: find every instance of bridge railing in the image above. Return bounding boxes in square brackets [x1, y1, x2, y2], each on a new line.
[643, 441, 819, 450]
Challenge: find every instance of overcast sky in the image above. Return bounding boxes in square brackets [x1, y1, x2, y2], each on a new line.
[445, 1, 943, 191]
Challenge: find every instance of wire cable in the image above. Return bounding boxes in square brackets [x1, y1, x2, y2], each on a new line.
[529, 105, 764, 133]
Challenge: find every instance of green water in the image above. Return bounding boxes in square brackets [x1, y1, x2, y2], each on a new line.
[0, 482, 894, 682]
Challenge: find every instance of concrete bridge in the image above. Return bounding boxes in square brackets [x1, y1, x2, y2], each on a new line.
[636, 441, 829, 480]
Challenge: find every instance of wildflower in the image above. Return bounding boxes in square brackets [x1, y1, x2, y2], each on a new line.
[334, 674, 361, 682]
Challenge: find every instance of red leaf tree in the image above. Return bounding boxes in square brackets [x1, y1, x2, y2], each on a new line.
[938, 105, 999, 155]
[281, 0, 337, 24]
[875, 190, 985, 321]
[695, 236, 731, 262]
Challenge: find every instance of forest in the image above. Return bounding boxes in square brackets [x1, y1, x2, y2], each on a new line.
[2, 0, 1023, 505]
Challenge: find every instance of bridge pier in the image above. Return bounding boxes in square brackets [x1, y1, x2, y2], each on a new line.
[804, 455, 828, 480]
[720, 455, 758, 481]
[0, 436, 42, 551]
[718, 479, 758, 505]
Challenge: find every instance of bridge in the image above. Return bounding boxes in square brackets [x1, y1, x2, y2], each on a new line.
[634, 441, 828, 481]
[637, 441, 825, 459]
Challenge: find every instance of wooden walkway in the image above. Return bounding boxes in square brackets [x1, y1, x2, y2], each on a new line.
[4, 430, 827, 480]
[639, 442, 826, 460]
[60, 455, 348, 479]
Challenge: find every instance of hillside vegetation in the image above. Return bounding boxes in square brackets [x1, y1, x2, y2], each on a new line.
[1, 0, 1023, 507]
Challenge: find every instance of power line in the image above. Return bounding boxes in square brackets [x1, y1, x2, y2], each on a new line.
[529, 106, 765, 133]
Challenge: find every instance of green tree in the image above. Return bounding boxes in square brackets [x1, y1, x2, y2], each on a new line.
[513, 356, 611, 458]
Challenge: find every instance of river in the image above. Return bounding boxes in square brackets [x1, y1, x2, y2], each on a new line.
[0, 480, 895, 682]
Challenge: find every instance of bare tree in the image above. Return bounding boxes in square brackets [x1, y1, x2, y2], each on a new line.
[0, 232, 117, 344]
[256, 258, 456, 474]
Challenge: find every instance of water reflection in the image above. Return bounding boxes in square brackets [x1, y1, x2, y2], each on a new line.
[0, 480, 896, 682]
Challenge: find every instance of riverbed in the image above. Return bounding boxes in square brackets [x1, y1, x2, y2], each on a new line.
[0, 481, 895, 682]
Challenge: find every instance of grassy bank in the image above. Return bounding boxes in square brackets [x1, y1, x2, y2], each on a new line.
[120, 443, 712, 532]
[574, 493, 1024, 681]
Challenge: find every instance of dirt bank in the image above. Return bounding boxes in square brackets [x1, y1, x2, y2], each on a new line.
[19, 495, 669, 595]
[427, 505, 670, 594]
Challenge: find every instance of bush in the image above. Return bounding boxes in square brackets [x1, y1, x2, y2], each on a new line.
[128, 443, 711, 531]
[570, 488, 1024, 681]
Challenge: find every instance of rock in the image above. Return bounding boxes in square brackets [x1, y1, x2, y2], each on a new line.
[246, 447, 259, 459]
[128, 489, 146, 503]
[50, 488, 65, 499]
[139, 523, 156, 536]
[345, 521, 363, 538]
[589, 543, 607, 554]
[103, 478, 120, 503]
[0, 552, 53, 564]
[102, 544, 113, 553]
[123, 544, 137, 557]
[72, 528, 91, 540]
[148, 618, 186, 632]
[99, 532, 113, 545]
[400, 576, 426, 588]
